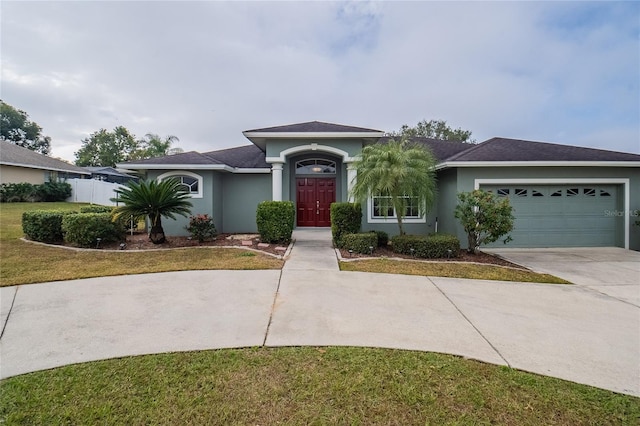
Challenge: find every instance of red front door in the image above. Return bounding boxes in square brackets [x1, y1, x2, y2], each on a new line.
[296, 178, 335, 227]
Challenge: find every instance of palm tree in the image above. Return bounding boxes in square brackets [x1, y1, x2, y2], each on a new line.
[350, 137, 437, 236]
[129, 134, 180, 160]
[111, 179, 193, 244]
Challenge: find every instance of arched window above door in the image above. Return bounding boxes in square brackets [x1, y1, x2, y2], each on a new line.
[295, 159, 336, 175]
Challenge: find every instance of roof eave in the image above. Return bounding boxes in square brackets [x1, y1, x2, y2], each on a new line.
[243, 131, 385, 150]
[0, 161, 91, 175]
[116, 163, 271, 174]
[435, 161, 640, 170]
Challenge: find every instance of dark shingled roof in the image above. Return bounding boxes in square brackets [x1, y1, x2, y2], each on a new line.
[445, 137, 640, 162]
[203, 145, 269, 168]
[122, 151, 224, 165]
[84, 166, 137, 178]
[0, 140, 90, 175]
[368, 136, 475, 162]
[245, 121, 383, 134]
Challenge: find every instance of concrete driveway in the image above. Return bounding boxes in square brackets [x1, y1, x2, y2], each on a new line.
[485, 247, 640, 306]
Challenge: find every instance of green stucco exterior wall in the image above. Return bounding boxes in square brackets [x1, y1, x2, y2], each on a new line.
[221, 174, 271, 233]
[436, 166, 640, 251]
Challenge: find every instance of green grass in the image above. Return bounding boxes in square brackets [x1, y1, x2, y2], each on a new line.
[340, 259, 571, 284]
[1, 347, 637, 425]
[0, 202, 283, 286]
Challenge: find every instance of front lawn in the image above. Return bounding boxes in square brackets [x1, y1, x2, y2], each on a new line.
[340, 258, 571, 284]
[1, 347, 637, 424]
[0, 203, 283, 286]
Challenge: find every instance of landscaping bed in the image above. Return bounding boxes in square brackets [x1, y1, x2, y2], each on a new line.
[93, 232, 289, 257]
[338, 246, 527, 270]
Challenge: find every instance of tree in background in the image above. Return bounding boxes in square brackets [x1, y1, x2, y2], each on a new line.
[0, 100, 52, 155]
[454, 190, 514, 254]
[75, 126, 138, 167]
[130, 133, 180, 160]
[350, 137, 437, 236]
[390, 119, 475, 143]
[111, 179, 193, 244]
[75, 128, 182, 167]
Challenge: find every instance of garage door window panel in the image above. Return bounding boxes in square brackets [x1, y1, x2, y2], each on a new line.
[480, 184, 620, 248]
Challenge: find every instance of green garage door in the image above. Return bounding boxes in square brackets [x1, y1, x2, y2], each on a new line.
[481, 185, 622, 247]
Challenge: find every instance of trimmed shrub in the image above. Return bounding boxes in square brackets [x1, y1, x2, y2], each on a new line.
[371, 230, 389, 247]
[330, 202, 362, 248]
[22, 210, 76, 243]
[0, 183, 38, 202]
[342, 232, 378, 254]
[80, 205, 139, 232]
[35, 181, 72, 202]
[256, 201, 295, 244]
[391, 233, 460, 258]
[186, 214, 218, 242]
[62, 213, 125, 248]
[80, 205, 114, 213]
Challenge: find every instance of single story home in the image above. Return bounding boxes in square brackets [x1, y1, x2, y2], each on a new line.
[0, 140, 90, 184]
[120, 121, 640, 250]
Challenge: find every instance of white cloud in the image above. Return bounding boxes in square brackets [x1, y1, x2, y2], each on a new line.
[1, 1, 638, 162]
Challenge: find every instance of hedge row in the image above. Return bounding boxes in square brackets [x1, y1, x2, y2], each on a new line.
[330, 202, 362, 248]
[22, 210, 75, 243]
[1, 182, 72, 203]
[341, 232, 378, 254]
[22, 207, 125, 247]
[391, 234, 460, 258]
[62, 213, 125, 247]
[256, 201, 295, 244]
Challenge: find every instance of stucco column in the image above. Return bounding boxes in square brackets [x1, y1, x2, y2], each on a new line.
[346, 162, 357, 202]
[271, 162, 284, 201]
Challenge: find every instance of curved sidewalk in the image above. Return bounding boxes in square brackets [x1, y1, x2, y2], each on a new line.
[1, 231, 638, 397]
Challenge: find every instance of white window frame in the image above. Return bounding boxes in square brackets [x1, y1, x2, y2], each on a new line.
[368, 195, 426, 224]
[157, 171, 203, 199]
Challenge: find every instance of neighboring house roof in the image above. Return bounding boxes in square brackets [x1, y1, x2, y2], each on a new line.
[84, 166, 138, 179]
[0, 140, 90, 175]
[440, 137, 640, 167]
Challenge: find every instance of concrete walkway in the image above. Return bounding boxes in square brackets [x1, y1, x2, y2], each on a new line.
[1, 234, 639, 397]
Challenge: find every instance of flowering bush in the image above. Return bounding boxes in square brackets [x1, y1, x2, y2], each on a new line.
[186, 214, 217, 242]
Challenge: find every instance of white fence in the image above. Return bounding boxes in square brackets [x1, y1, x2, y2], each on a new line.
[66, 178, 125, 206]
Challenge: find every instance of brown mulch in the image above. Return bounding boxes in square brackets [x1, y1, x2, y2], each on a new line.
[338, 246, 527, 269]
[98, 232, 288, 256]
[96, 232, 523, 269]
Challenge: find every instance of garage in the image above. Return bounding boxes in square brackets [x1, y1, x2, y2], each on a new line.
[481, 184, 623, 248]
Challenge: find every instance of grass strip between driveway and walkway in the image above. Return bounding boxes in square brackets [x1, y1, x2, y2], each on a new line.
[1, 347, 638, 425]
[0, 202, 282, 286]
[340, 258, 571, 284]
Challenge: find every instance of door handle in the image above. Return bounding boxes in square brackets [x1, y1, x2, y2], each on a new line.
[316, 200, 319, 215]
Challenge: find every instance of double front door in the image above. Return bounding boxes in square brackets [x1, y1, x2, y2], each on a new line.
[296, 178, 335, 227]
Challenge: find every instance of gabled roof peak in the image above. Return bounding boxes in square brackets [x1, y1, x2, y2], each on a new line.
[244, 120, 383, 134]
[243, 121, 385, 150]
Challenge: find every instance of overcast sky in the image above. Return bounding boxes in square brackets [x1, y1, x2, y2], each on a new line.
[2, 1, 639, 162]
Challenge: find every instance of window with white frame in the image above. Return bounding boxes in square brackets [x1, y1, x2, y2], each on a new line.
[157, 171, 203, 198]
[370, 194, 423, 222]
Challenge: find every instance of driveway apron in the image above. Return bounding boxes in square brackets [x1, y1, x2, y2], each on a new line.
[1, 239, 638, 397]
[0, 270, 280, 378]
